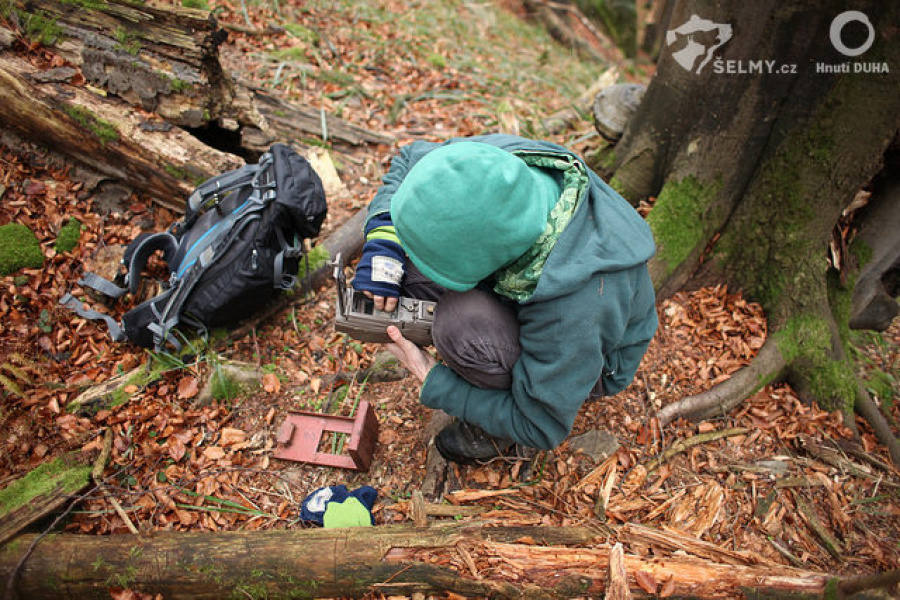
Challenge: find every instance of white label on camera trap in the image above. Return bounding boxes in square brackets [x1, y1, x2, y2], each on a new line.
[371, 255, 403, 285]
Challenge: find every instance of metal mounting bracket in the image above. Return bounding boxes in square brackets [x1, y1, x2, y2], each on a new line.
[273, 401, 379, 471]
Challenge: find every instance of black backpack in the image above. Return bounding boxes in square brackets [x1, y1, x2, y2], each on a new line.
[62, 143, 327, 350]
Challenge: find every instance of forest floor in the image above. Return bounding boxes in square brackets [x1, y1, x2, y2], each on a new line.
[1, 0, 899, 596]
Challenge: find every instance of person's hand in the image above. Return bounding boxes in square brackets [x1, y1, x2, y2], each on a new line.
[362, 291, 398, 313]
[385, 325, 436, 382]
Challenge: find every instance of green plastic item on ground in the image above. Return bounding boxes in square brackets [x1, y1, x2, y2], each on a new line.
[322, 496, 373, 528]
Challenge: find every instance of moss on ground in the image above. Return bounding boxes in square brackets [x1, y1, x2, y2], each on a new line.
[0, 223, 44, 275]
[54, 218, 82, 253]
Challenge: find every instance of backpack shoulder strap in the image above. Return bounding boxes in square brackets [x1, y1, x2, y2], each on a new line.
[77, 272, 129, 299]
[123, 231, 180, 295]
[79, 232, 181, 300]
[186, 163, 260, 224]
[59, 293, 126, 341]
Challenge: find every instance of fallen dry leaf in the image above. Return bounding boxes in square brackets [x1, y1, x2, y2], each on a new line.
[635, 570, 659, 594]
[168, 437, 186, 462]
[202, 446, 226, 460]
[219, 427, 247, 447]
[262, 372, 280, 394]
[177, 376, 199, 399]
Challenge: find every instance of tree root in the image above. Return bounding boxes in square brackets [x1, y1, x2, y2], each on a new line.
[640, 427, 750, 474]
[654, 335, 900, 466]
[656, 337, 785, 425]
[853, 382, 900, 465]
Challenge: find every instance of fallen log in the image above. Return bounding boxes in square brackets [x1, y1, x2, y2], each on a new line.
[0, 523, 595, 599]
[0, 52, 232, 212]
[521, 0, 613, 63]
[0, 0, 392, 212]
[0, 523, 835, 599]
[247, 85, 394, 153]
[8, 0, 233, 129]
[0, 454, 92, 547]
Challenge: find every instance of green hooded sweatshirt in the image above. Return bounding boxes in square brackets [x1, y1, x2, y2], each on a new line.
[366, 134, 657, 450]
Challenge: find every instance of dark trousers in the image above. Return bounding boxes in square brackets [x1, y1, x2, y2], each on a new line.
[402, 262, 521, 389]
[403, 260, 605, 397]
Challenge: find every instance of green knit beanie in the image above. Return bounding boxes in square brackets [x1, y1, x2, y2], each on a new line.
[391, 142, 559, 291]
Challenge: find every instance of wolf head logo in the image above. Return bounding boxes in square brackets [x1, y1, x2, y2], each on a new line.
[666, 15, 733, 74]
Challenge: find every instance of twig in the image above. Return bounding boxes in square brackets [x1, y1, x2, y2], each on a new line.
[221, 22, 285, 36]
[767, 537, 806, 569]
[91, 428, 113, 482]
[251, 327, 261, 368]
[456, 543, 482, 579]
[793, 493, 844, 562]
[93, 429, 139, 534]
[238, 0, 252, 27]
[641, 427, 750, 473]
[322, 338, 348, 413]
[109, 496, 140, 534]
[374, 564, 414, 586]
[4, 485, 99, 600]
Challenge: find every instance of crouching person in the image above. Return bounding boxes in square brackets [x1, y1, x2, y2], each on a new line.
[352, 134, 658, 464]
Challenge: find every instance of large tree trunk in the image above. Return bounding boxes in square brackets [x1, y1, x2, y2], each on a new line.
[0, 523, 835, 599]
[597, 0, 900, 461]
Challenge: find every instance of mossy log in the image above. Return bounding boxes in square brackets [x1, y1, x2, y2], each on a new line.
[0, 454, 92, 546]
[0, 52, 224, 212]
[7, 0, 232, 129]
[0, 523, 835, 599]
[0, 0, 391, 212]
[6, 0, 394, 145]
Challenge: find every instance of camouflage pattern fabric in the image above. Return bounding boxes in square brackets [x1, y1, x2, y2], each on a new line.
[494, 152, 588, 302]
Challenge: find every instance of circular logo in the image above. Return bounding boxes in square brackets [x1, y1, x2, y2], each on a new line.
[830, 11, 875, 57]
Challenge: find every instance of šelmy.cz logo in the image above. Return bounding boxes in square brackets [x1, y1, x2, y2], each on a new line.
[666, 11, 889, 76]
[665, 14, 733, 74]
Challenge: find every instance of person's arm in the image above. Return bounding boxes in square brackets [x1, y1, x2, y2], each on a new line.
[601, 266, 658, 395]
[352, 143, 428, 311]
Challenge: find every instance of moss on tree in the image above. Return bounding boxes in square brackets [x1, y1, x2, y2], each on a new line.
[0, 223, 44, 275]
[774, 313, 856, 412]
[646, 175, 721, 277]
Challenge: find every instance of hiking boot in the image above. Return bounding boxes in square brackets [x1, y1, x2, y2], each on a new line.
[434, 420, 515, 465]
